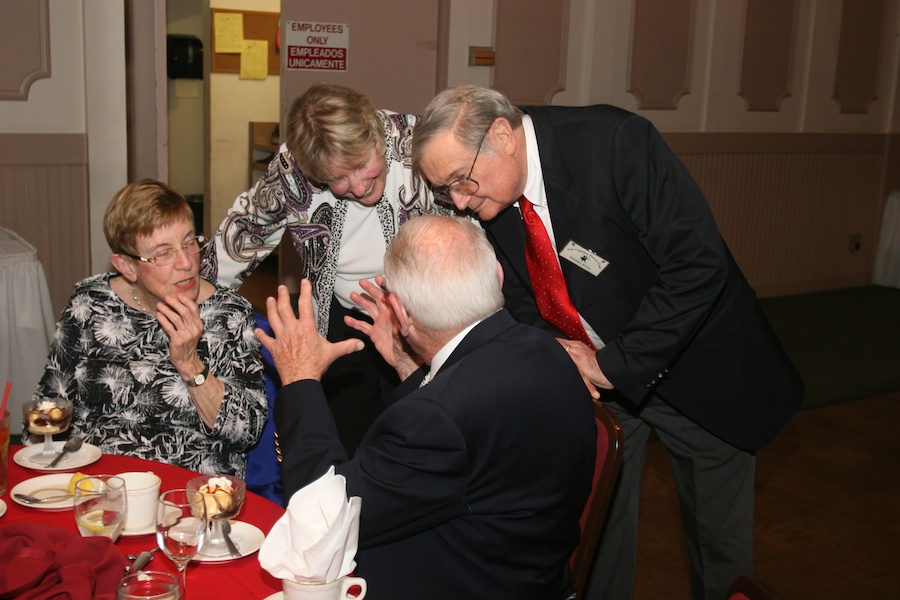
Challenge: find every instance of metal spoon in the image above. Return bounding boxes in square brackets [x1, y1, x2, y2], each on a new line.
[14, 491, 73, 504]
[46, 436, 84, 468]
[221, 519, 243, 557]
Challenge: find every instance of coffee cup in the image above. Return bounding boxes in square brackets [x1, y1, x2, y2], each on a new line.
[116, 471, 162, 532]
[282, 576, 367, 599]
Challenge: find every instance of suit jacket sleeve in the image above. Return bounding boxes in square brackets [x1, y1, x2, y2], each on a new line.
[592, 113, 730, 399]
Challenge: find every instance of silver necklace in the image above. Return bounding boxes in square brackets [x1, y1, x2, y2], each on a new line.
[131, 284, 150, 314]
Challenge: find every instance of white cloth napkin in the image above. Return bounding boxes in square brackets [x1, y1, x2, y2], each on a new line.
[258, 466, 362, 583]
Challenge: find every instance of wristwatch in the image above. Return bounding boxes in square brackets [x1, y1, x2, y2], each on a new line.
[184, 364, 209, 387]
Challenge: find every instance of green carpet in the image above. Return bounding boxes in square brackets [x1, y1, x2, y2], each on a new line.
[760, 285, 900, 408]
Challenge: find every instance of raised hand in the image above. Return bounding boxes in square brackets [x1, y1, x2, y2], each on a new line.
[157, 292, 205, 378]
[346, 276, 423, 381]
[255, 281, 364, 385]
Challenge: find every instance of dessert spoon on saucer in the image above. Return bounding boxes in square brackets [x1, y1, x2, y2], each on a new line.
[46, 436, 83, 468]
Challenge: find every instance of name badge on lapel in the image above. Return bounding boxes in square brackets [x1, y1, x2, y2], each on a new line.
[560, 241, 608, 276]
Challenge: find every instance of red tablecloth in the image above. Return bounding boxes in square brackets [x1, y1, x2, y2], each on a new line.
[1, 445, 283, 599]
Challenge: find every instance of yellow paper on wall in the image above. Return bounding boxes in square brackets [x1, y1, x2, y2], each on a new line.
[241, 40, 268, 80]
[215, 13, 243, 53]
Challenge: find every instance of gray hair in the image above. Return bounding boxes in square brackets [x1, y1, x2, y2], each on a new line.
[384, 215, 503, 333]
[412, 85, 522, 175]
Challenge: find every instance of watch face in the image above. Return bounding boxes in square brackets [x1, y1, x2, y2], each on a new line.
[194, 373, 206, 386]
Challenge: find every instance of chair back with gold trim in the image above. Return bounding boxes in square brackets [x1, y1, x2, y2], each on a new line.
[570, 400, 624, 597]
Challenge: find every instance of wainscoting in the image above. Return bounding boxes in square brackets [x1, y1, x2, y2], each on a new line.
[668, 132, 886, 298]
[0, 130, 892, 316]
[0, 133, 90, 315]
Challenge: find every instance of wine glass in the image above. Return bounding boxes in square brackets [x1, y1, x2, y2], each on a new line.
[74, 475, 127, 541]
[157, 489, 207, 595]
[186, 474, 246, 559]
[21, 397, 73, 465]
[117, 570, 182, 600]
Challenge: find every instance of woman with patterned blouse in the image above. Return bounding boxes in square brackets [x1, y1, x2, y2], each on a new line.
[34, 180, 267, 477]
[202, 83, 454, 457]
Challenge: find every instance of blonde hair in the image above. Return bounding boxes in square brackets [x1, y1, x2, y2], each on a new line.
[103, 179, 194, 256]
[285, 82, 385, 183]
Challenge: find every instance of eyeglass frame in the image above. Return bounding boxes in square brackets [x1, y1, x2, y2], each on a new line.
[430, 128, 489, 204]
[124, 234, 207, 266]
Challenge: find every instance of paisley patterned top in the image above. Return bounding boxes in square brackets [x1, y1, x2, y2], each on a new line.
[33, 273, 268, 477]
[201, 110, 456, 336]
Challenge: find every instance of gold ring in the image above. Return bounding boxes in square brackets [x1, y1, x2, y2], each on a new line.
[565, 345, 571, 353]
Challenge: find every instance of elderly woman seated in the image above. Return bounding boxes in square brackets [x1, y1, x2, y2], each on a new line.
[33, 179, 267, 477]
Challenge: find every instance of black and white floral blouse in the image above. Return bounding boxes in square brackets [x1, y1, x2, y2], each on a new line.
[34, 273, 267, 477]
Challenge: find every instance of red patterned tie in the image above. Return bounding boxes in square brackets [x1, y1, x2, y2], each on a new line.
[519, 197, 597, 350]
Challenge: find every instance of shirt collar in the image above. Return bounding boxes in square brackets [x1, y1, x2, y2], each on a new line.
[425, 318, 483, 382]
[520, 115, 548, 208]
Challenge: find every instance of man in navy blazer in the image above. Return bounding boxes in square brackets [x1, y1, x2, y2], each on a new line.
[413, 86, 804, 600]
[257, 215, 596, 599]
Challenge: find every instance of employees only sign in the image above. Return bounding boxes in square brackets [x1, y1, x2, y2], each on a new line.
[285, 21, 349, 72]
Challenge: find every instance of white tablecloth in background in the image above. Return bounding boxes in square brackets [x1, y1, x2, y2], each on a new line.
[0, 227, 56, 434]
[873, 191, 900, 288]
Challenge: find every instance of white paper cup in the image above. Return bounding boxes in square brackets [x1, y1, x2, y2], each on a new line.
[116, 471, 162, 532]
[282, 576, 367, 599]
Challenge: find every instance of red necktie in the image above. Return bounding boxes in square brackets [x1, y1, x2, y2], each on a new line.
[519, 197, 597, 350]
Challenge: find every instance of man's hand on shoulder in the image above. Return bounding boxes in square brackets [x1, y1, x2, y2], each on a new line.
[255, 281, 363, 385]
[557, 338, 613, 400]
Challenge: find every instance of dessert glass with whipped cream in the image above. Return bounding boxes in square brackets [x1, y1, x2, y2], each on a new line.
[21, 397, 74, 465]
[187, 474, 246, 558]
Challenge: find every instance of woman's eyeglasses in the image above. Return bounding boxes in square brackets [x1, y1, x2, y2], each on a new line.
[126, 235, 207, 266]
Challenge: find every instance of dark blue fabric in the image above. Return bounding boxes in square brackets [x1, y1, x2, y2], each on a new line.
[245, 313, 285, 506]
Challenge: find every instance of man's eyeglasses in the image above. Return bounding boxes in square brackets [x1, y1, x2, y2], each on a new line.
[125, 235, 207, 266]
[431, 129, 488, 205]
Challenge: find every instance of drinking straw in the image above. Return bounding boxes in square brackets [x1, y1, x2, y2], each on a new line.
[1, 381, 10, 414]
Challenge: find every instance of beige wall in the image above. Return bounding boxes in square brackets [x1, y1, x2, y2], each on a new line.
[481, 0, 900, 296]
[0, 0, 127, 312]
[206, 0, 281, 234]
[167, 0, 206, 200]
[4, 0, 900, 309]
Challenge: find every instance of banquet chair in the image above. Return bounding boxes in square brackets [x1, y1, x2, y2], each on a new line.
[245, 312, 286, 506]
[726, 575, 784, 600]
[569, 400, 624, 597]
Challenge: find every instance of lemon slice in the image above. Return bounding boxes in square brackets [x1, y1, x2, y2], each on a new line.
[76, 508, 107, 533]
[68, 472, 90, 494]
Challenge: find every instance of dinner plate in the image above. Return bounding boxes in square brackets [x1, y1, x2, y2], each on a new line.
[192, 521, 264, 563]
[121, 522, 156, 537]
[9, 473, 76, 510]
[0, 498, 7, 518]
[14, 441, 102, 471]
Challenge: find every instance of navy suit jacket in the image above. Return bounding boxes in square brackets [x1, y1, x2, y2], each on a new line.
[485, 105, 803, 451]
[276, 310, 596, 600]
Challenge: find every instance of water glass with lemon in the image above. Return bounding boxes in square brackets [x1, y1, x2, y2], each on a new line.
[74, 474, 127, 541]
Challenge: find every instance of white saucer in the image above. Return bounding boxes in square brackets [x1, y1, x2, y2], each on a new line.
[0, 498, 7, 518]
[121, 523, 156, 537]
[14, 441, 102, 471]
[192, 521, 264, 563]
[9, 473, 75, 510]
[263, 594, 283, 600]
